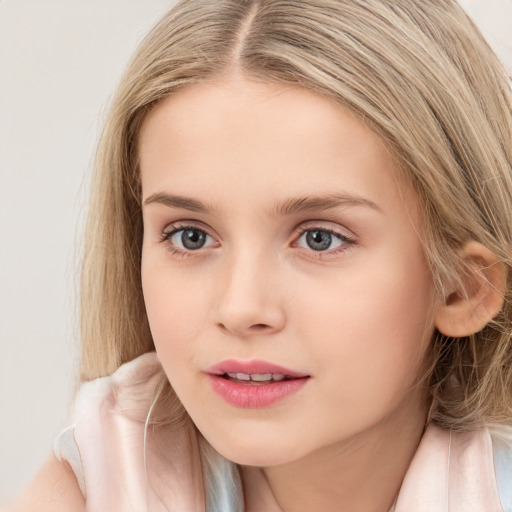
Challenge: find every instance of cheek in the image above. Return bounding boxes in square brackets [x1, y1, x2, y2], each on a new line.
[293, 251, 436, 406]
[141, 257, 208, 368]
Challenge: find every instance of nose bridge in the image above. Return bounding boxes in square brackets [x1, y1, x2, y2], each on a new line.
[216, 243, 285, 336]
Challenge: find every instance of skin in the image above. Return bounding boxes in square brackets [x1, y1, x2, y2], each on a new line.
[139, 74, 440, 512]
[12, 455, 85, 512]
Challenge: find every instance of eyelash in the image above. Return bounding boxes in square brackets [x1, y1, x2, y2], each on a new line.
[291, 226, 357, 259]
[160, 224, 217, 258]
[159, 223, 357, 259]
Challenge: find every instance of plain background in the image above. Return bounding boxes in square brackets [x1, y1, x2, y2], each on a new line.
[0, 0, 511, 506]
[0, 1, 174, 506]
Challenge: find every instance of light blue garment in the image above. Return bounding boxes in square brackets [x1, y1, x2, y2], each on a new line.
[199, 438, 244, 512]
[494, 433, 512, 512]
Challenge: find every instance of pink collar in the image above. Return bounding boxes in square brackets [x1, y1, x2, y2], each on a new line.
[395, 423, 503, 511]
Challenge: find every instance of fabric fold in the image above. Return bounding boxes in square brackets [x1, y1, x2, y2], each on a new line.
[62, 352, 206, 512]
[395, 424, 503, 512]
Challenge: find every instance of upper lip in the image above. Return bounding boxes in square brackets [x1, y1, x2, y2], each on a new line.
[207, 359, 310, 378]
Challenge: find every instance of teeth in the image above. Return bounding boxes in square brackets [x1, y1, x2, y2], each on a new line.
[251, 373, 273, 382]
[225, 372, 287, 382]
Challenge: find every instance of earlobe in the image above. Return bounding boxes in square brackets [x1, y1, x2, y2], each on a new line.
[434, 241, 506, 338]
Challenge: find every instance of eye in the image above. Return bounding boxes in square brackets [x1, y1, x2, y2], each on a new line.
[164, 226, 216, 251]
[296, 229, 348, 252]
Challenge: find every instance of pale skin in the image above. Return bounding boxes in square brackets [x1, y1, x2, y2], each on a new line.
[15, 75, 506, 512]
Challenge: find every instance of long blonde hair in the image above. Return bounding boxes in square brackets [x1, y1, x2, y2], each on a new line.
[81, 0, 512, 430]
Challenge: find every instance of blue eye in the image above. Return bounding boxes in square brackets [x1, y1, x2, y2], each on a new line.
[297, 229, 345, 252]
[167, 227, 214, 251]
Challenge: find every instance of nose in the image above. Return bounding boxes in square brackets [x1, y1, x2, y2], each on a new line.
[214, 251, 286, 338]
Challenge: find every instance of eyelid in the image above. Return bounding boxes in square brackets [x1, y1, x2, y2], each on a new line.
[161, 220, 216, 239]
[292, 220, 357, 241]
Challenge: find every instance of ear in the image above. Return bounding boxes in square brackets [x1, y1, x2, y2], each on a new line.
[435, 241, 506, 338]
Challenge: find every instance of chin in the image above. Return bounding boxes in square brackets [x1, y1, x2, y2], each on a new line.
[204, 433, 305, 467]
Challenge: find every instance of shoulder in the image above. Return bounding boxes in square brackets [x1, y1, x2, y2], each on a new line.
[12, 454, 85, 512]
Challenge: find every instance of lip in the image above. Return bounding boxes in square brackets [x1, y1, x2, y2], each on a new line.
[208, 359, 309, 378]
[206, 359, 310, 408]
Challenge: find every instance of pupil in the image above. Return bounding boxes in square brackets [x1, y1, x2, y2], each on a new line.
[306, 230, 331, 251]
[182, 229, 206, 250]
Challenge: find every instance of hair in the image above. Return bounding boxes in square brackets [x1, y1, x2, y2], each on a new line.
[80, 0, 512, 432]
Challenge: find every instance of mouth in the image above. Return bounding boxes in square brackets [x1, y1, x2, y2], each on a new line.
[207, 360, 310, 408]
[219, 372, 299, 384]
[208, 359, 309, 379]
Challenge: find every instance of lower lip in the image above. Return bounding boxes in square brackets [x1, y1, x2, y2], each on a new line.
[207, 375, 309, 408]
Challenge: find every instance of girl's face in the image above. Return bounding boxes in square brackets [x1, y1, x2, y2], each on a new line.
[139, 76, 439, 466]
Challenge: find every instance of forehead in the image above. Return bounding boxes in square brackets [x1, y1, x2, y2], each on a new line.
[137, 76, 416, 217]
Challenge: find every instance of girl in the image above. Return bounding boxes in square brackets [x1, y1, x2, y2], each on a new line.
[16, 0, 512, 511]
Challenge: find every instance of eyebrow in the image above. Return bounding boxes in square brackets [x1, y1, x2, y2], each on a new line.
[274, 193, 381, 216]
[143, 192, 381, 215]
[144, 192, 211, 212]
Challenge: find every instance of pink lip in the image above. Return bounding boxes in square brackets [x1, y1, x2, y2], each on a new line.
[206, 359, 310, 409]
[207, 359, 309, 378]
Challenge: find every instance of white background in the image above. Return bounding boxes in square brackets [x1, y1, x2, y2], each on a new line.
[0, 1, 174, 506]
[0, 0, 511, 506]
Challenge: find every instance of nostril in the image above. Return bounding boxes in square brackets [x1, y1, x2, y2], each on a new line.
[250, 323, 270, 331]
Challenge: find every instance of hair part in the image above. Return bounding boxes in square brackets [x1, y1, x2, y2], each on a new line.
[81, 0, 512, 431]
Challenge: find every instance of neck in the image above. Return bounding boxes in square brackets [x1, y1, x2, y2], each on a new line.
[242, 391, 428, 512]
